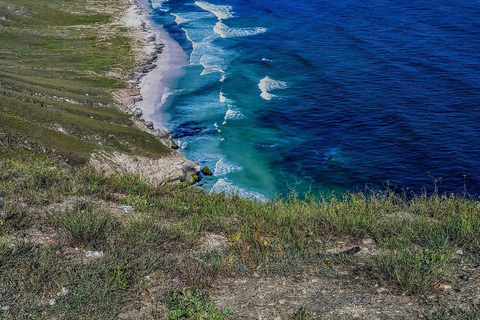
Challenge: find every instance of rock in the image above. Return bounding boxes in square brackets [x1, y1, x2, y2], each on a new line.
[145, 121, 154, 129]
[198, 233, 230, 252]
[186, 174, 201, 184]
[202, 166, 213, 175]
[85, 251, 104, 258]
[434, 284, 452, 291]
[455, 249, 464, 255]
[49, 298, 56, 306]
[170, 139, 179, 149]
[362, 238, 375, 245]
[376, 287, 389, 293]
[133, 108, 143, 117]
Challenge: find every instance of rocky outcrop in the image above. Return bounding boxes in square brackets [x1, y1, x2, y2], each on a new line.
[202, 166, 213, 176]
[89, 151, 201, 185]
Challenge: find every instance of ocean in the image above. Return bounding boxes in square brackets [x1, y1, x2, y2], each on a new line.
[147, 0, 480, 199]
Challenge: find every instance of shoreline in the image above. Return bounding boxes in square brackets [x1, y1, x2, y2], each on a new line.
[120, 0, 188, 133]
[90, 0, 201, 185]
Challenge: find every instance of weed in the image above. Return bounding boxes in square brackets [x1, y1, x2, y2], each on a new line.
[55, 203, 115, 247]
[163, 286, 229, 320]
[107, 264, 129, 289]
[294, 306, 309, 320]
[370, 249, 449, 294]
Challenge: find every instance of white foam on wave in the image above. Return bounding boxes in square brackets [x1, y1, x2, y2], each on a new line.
[219, 92, 227, 103]
[223, 108, 244, 124]
[220, 74, 227, 82]
[171, 11, 212, 25]
[214, 22, 267, 38]
[151, 0, 169, 11]
[199, 54, 225, 75]
[172, 13, 192, 25]
[258, 76, 288, 101]
[262, 57, 273, 62]
[210, 178, 266, 201]
[214, 158, 242, 176]
[194, 1, 234, 20]
[160, 88, 174, 104]
[185, 29, 227, 76]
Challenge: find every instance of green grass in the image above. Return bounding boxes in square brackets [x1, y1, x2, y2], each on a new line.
[0, 0, 171, 163]
[163, 287, 230, 320]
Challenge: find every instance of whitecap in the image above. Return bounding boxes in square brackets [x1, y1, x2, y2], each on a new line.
[214, 158, 242, 176]
[194, 1, 234, 20]
[219, 74, 227, 82]
[151, 0, 169, 11]
[172, 13, 192, 25]
[199, 54, 225, 75]
[262, 57, 273, 62]
[219, 92, 227, 103]
[258, 76, 288, 101]
[214, 22, 267, 38]
[210, 178, 266, 201]
[223, 108, 244, 123]
[171, 11, 211, 25]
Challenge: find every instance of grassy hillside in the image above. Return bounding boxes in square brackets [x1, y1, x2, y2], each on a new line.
[0, 0, 170, 164]
[1, 152, 480, 319]
[1, 0, 479, 319]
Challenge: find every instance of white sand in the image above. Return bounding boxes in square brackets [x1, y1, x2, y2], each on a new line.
[122, 0, 188, 129]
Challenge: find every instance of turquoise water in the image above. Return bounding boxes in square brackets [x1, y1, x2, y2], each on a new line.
[148, 0, 480, 199]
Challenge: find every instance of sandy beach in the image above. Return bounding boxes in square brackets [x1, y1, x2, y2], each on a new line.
[121, 0, 188, 130]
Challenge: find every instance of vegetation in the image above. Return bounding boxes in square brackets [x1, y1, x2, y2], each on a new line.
[0, 0, 171, 164]
[1, 153, 480, 318]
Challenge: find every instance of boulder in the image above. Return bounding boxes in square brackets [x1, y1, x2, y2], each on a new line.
[170, 139, 179, 150]
[133, 108, 143, 118]
[145, 121, 154, 129]
[201, 166, 213, 176]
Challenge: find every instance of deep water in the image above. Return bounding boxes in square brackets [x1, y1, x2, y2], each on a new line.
[149, 0, 480, 199]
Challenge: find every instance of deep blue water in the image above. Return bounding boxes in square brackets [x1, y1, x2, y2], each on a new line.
[149, 0, 480, 199]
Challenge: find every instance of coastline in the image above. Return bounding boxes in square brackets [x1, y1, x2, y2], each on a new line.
[91, 0, 201, 185]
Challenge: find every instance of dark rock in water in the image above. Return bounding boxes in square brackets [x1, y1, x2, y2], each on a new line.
[170, 139, 179, 150]
[133, 108, 143, 118]
[192, 174, 201, 183]
[202, 166, 213, 176]
[145, 121, 154, 129]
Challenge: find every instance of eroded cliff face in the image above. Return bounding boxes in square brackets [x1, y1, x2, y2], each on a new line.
[90, 151, 200, 185]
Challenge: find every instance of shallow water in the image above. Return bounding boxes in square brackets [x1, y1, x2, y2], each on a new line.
[149, 0, 480, 199]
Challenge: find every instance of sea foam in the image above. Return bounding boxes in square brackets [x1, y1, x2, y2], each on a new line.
[194, 1, 234, 20]
[171, 11, 212, 25]
[258, 76, 288, 101]
[199, 54, 225, 75]
[223, 108, 244, 123]
[219, 92, 227, 103]
[214, 22, 267, 38]
[150, 0, 169, 11]
[214, 158, 242, 176]
[210, 178, 266, 201]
